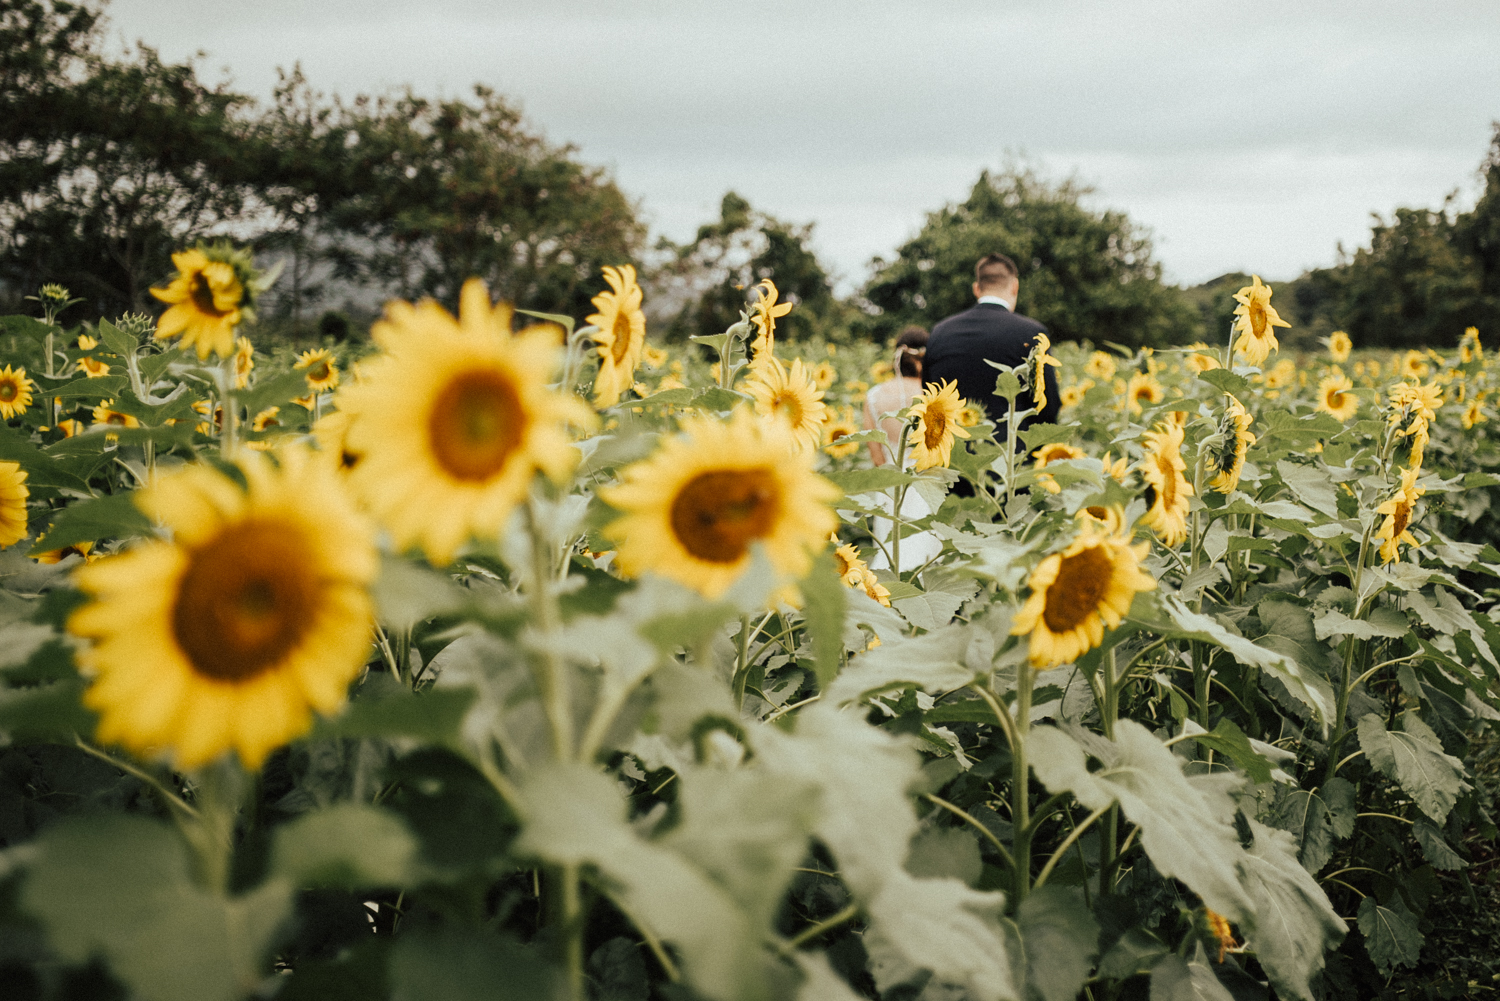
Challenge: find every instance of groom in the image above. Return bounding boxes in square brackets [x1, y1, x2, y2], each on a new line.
[925, 252, 1059, 431]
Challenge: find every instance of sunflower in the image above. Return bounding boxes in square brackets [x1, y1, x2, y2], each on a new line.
[68, 449, 376, 770]
[1316, 373, 1359, 422]
[833, 541, 891, 606]
[291, 348, 337, 393]
[76, 334, 99, 350]
[908, 380, 971, 471]
[956, 403, 984, 427]
[1460, 326, 1482, 364]
[0, 365, 35, 419]
[336, 279, 595, 565]
[810, 360, 837, 390]
[743, 357, 829, 452]
[1463, 399, 1487, 430]
[91, 402, 140, 429]
[233, 337, 255, 388]
[1375, 466, 1425, 564]
[587, 265, 647, 408]
[1124, 372, 1164, 415]
[1401, 350, 1429, 382]
[1327, 330, 1352, 363]
[1389, 381, 1443, 424]
[56, 419, 84, 438]
[0, 461, 29, 548]
[1185, 350, 1220, 374]
[642, 345, 668, 370]
[1011, 524, 1156, 669]
[78, 356, 111, 378]
[1077, 504, 1125, 535]
[151, 248, 245, 359]
[747, 279, 793, 368]
[1402, 418, 1429, 470]
[1208, 395, 1256, 495]
[1029, 333, 1062, 411]
[33, 539, 100, 564]
[602, 410, 839, 599]
[1231, 275, 1290, 366]
[1139, 420, 1193, 546]
[1100, 451, 1131, 484]
[251, 407, 281, 433]
[1085, 351, 1117, 381]
[1033, 442, 1086, 495]
[1203, 909, 1237, 964]
[822, 410, 862, 458]
[314, 409, 361, 471]
[1060, 380, 1092, 408]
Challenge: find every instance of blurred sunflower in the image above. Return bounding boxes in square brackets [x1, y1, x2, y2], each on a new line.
[296, 348, 340, 392]
[602, 410, 838, 599]
[869, 361, 894, 383]
[56, 419, 83, 438]
[1033, 442, 1086, 495]
[76, 334, 98, 350]
[1185, 350, 1220, 374]
[587, 265, 647, 407]
[78, 356, 110, 378]
[1401, 350, 1429, 382]
[1208, 395, 1256, 494]
[956, 403, 984, 427]
[1085, 351, 1117, 381]
[1463, 399, 1486, 430]
[743, 357, 828, 452]
[251, 407, 280, 432]
[91, 402, 139, 429]
[1029, 333, 1061, 410]
[150, 248, 244, 359]
[643, 344, 668, 369]
[1460, 326, 1482, 364]
[833, 540, 891, 606]
[908, 380, 970, 471]
[1077, 504, 1124, 535]
[810, 360, 837, 390]
[822, 410, 861, 458]
[0, 365, 35, 419]
[1316, 373, 1358, 422]
[314, 409, 361, 472]
[337, 279, 596, 565]
[1059, 380, 1092, 408]
[747, 279, 793, 368]
[1100, 451, 1131, 484]
[33, 539, 99, 564]
[1231, 275, 1290, 366]
[0, 461, 29, 547]
[233, 337, 255, 388]
[1375, 466, 1425, 564]
[1139, 420, 1193, 546]
[1125, 372, 1164, 415]
[68, 448, 377, 770]
[1326, 330, 1352, 363]
[1262, 358, 1296, 390]
[1011, 524, 1156, 668]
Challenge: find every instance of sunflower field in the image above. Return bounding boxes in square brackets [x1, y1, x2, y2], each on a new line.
[1, 252, 1499, 1001]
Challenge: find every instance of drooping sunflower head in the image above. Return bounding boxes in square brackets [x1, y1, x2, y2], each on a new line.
[1028, 333, 1061, 410]
[1460, 326, 1482, 364]
[1208, 395, 1256, 495]
[908, 380, 971, 471]
[1138, 420, 1193, 546]
[602, 410, 839, 600]
[747, 280, 793, 364]
[1231, 275, 1290, 366]
[1010, 524, 1156, 668]
[68, 448, 378, 770]
[1125, 372, 1164, 415]
[1085, 351, 1117, 382]
[232, 337, 255, 388]
[150, 247, 248, 359]
[1463, 399, 1487, 430]
[1327, 330, 1352, 363]
[1316, 373, 1358, 422]
[1388, 381, 1443, 424]
[0, 460, 29, 548]
[1375, 466, 1425, 564]
[0, 365, 35, 419]
[337, 278, 597, 565]
[822, 411, 862, 458]
[587, 264, 647, 408]
[295, 347, 339, 392]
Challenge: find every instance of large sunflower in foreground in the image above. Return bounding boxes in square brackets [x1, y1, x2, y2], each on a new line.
[908, 380, 971, 471]
[1375, 466, 1425, 564]
[337, 279, 596, 565]
[1316, 372, 1358, 422]
[151, 248, 245, 359]
[602, 410, 839, 599]
[1011, 525, 1156, 668]
[1231, 275, 1290, 366]
[588, 265, 647, 408]
[0, 461, 29, 548]
[1208, 395, 1256, 495]
[744, 357, 828, 452]
[68, 448, 377, 770]
[1139, 420, 1193, 546]
[0, 365, 34, 419]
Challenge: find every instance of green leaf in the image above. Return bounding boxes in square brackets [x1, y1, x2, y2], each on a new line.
[316, 675, 476, 749]
[1269, 777, 1356, 874]
[515, 307, 575, 335]
[826, 623, 980, 706]
[1198, 368, 1252, 397]
[1191, 718, 1274, 785]
[1313, 606, 1409, 641]
[1239, 819, 1348, 1000]
[688, 332, 729, 353]
[95, 319, 138, 357]
[993, 369, 1022, 400]
[1016, 422, 1080, 451]
[1357, 894, 1423, 975]
[893, 566, 980, 631]
[633, 387, 694, 408]
[1016, 885, 1099, 1001]
[1412, 818, 1467, 870]
[0, 678, 95, 742]
[1028, 721, 1254, 923]
[1148, 948, 1234, 1001]
[906, 827, 983, 885]
[46, 374, 128, 399]
[29, 492, 153, 556]
[239, 369, 311, 415]
[1357, 711, 1470, 823]
[1275, 460, 1340, 518]
[0, 422, 91, 491]
[388, 930, 563, 1001]
[800, 555, 848, 691]
[271, 803, 419, 888]
[692, 387, 747, 412]
[825, 467, 911, 495]
[20, 815, 294, 1001]
[1096, 927, 1166, 981]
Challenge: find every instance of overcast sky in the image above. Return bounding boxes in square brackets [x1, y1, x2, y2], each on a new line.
[106, 0, 1500, 293]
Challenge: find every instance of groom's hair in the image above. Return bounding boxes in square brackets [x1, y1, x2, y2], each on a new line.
[975, 253, 1018, 291]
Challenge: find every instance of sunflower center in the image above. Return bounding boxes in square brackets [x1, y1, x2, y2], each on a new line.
[428, 369, 526, 482]
[1155, 453, 1178, 507]
[1391, 500, 1411, 538]
[189, 272, 230, 318]
[923, 411, 947, 450]
[0, 381, 15, 402]
[1327, 389, 1345, 409]
[611, 312, 633, 365]
[1249, 302, 1267, 338]
[1042, 543, 1114, 634]
[309, 362, 331, 382]
[772, 391, 804, 427]
[670, 468, 781, 564]
[104, 411, 129, 426]
[172, 520, 318, 683]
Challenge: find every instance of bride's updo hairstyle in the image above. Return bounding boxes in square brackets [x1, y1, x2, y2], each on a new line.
[893, 325, 928, 377]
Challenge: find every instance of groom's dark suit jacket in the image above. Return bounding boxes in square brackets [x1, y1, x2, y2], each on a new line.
[924, 302, 1060, 430]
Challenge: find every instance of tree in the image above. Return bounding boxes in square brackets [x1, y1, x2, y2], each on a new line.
[860, 166, 1192, 348]
[1455, 122, 1500, 338]
[652, 191, 841, 342]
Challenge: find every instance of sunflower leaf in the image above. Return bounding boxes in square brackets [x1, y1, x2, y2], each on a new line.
[271, 803, 419, 889]
[239, 369, 311, 414]
[28, 492, 152, 555]
[1238, 819, 1347, 1000]
[799, 554, 847, 691]
[1357, 712, 1470, 823]
[1357, 894, 1423, 975]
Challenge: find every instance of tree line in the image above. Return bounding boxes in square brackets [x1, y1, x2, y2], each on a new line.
[3, 0, 1498, 351]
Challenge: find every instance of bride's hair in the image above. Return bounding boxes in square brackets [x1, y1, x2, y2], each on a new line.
[893, 325, 928, 377]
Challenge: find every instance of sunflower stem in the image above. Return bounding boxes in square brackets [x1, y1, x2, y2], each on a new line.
[1011, 661, 1033, 908]
[732, 614, 752, 711]
[219, 353, 239, 458]
[526, 501, 574, 764]
[1099, 647, 1121, 896]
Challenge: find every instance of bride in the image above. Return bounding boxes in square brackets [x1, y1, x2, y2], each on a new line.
[861, 325, 942, 572]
